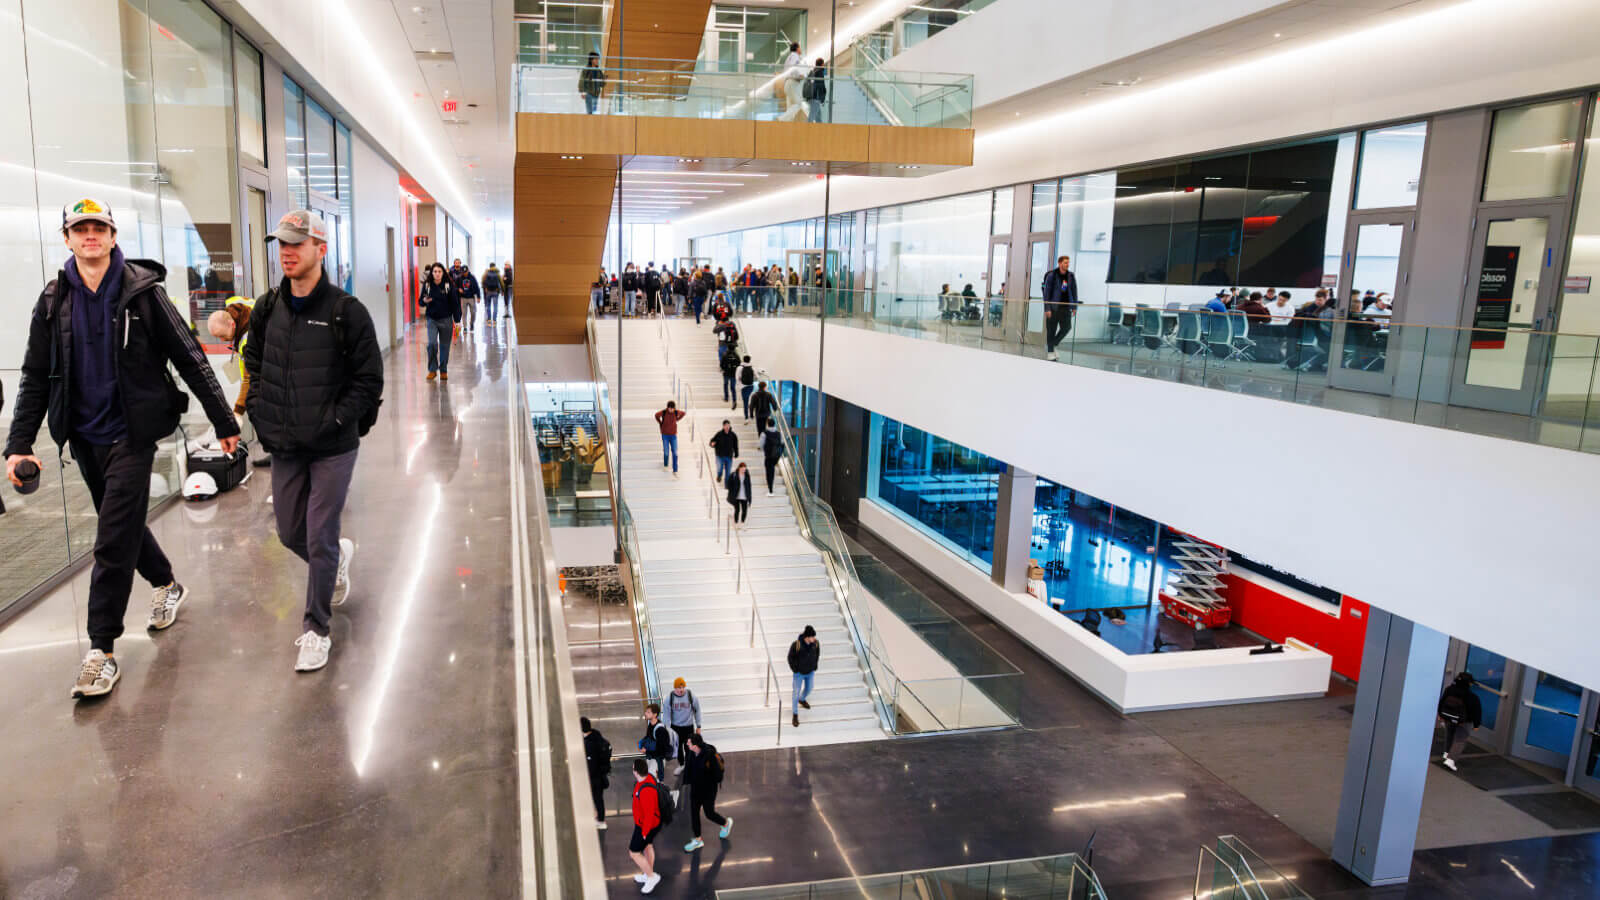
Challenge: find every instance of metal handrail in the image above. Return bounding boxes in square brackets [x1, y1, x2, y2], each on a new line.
[1195, 844, 1254, 900]
[730, 522, 788, 747]
[727, 313, 896, 734]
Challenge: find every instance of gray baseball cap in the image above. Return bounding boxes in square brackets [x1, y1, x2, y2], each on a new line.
[267, 209, 328, 244]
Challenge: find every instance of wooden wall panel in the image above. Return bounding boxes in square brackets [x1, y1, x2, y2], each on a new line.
[514, 148, 618, 344]
[602, 0, 711, 66]
[517, 114, 634, 156]
[754, 121, 869, 162]
[635, 117, 754, 160]
[867, 126, 976, 167]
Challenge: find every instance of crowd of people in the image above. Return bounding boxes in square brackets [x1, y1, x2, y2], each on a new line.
[415, 257, 512, 381]
[592, 261, 830, 322]
[1161, 284, 1396, 371]
[581, 627, 822, 893]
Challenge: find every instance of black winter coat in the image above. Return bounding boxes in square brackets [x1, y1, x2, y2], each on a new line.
[787, 635, 820, 674]
[583, 729, 611, 787]
[243, 271, 384, 459]
[709, 429, 739, 458]
[4, 257, 238, 457]
[725, 469, 752, 503]
[685, 743, 723, 792]
[419, 278, 461, 321]
[749, 390, 777, 418]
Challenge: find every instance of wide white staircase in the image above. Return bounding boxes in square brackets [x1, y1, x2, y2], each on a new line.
[594, 318, 887, 751]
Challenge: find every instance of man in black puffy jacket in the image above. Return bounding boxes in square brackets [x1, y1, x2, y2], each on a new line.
[245, 209, 384, 674]
[6, 198, 241, 699]
[787, 625, 820, 727]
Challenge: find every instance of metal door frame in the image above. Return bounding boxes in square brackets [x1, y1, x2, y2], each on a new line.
[784, 247, 839, 313]
[1327, 211, 1417, 394]
[1020, 232, 1054, 351]
[1444, 639, 1520, 752]
[238, 170, 273, 299]
[1446, 201, 1572, 413]
[1510, 669, 1586, 771]
[1572, 691, 1600, 796]
[982, 236, 1011, 341]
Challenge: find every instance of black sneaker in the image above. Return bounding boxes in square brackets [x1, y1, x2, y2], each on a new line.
[792, 714, 800, 727]
[798, 700, 810, 710]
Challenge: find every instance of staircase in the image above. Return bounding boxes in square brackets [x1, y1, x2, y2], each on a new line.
[594, 317, 887, 751]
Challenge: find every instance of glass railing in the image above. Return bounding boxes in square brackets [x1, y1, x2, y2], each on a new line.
[584, 311, 660, 703]
[846, 35, 977, 128]
[0, 367, 192, 621]
[1196, 836, 1312, 900]
[724, 289, 1600, 454]
[516, 56, 973, 129]
[724, 316, 1023, 733]
[717, 851, 1106, 900]
[509, 315, 613, 898]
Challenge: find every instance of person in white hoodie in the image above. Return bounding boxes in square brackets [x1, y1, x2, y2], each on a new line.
[783, 43, 806, 117]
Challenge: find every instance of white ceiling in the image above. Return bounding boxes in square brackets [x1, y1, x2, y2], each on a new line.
[389, 0, 516, 223]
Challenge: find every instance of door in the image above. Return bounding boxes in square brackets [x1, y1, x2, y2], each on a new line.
[1446, 641, 1518, 750]
[1328, 213, 1415, 393]
[385, 226, 398, 346]
[982, 238, 1010, 342]
[1022, 235, 1053, 352]
[240, 172, 272, 298]
[784, 248, 838, 316]
[1574, 693, 1600, 796]
[1448, 205, 1570, 414]
[1511, 669, 1586, 770]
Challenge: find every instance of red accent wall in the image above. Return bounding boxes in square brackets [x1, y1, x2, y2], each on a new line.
[1222, 573, 1369, 681]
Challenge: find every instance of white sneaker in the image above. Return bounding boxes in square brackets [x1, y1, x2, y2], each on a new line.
[294, 630, 332, 672]
[1046, 352, 1059, 361]
[633, 875, 647, 884]
[147, 581, 186, 630]
[597, 820, 607, 831]
[333, 538, 356, 606]
[71, 649, 120, 698]
[642, 873, 662, 894]
[673, 764, 685, 776]
[1442, 754, 1458, 772]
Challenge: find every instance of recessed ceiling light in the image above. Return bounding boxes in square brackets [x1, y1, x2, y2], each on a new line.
[1273, 32, 1282, 38]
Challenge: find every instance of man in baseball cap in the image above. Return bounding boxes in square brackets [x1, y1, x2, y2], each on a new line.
[7, 196, 241, 699]
[266, 208, 328, 244]
[245, 207, 383, 674]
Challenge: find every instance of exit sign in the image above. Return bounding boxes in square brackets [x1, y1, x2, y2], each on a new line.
[441, 100, 458, 113]
[415, 235, 429, 247]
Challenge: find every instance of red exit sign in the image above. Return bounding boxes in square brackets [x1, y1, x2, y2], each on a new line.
[441, 100, 458, 113]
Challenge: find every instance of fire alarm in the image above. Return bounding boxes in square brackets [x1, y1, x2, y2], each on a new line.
[442, 100, 458, 113]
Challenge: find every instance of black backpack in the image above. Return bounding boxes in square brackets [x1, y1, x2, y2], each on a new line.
[253, 289, 382, 437]
[652, 780, 675, 826]
[740, 365, 755, 386]
[711, 752, 726, 784]
[1440, 690, 1466, 724]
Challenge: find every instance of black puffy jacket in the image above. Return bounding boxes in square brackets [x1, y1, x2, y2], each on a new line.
[4, 257, 238, 457]
[243, 271, 383, 459]
[419, 278, 460, 322]
[787, 634, 820, 674]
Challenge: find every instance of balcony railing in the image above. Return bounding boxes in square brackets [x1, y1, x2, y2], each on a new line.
[516, 56, 973, 129]
[715, 287, 1600, 454]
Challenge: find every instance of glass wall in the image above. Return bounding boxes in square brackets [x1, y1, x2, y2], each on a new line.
[867, 413, 1001, 571]
[516, 0, 604, 66]
[699, 5, 809, 73]
[234, 34, 266, 169]
[284, 76, 309, 209]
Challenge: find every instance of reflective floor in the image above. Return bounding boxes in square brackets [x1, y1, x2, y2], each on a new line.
[0, 322, 520, 898]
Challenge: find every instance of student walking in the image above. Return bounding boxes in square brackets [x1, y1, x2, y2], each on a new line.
[666, 677, 702, 775]
[709, 419, 739, 481]
[418, 262, 461, 381]
[1041, 255, 1079, 361]
[6, 198, 241, 698]
[582, 716, 613, 829]
[739, 355, 757, 420]
[481, 262, 503, 323]
[655, 401, 686, 475]
[638, 702, 675, 782]
[787, 625, 820, 727]
[759, 420, 785, 495]
[245, 209, 384, 673]
[725, 461, 752, 528]
[749, 381, 778, 435]
[1438, 672, 1484, 771]
[629, 759, 666, 894]
[682, 733, 732, 852]
[456, 264, 481, 330]
[579, 52, 606, 114]
[719, 347, 740, 408]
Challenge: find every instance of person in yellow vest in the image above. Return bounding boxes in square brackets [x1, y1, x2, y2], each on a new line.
[207, 297, 270, 468]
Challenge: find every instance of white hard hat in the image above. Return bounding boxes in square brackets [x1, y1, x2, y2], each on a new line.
[183, 471, 219, 501]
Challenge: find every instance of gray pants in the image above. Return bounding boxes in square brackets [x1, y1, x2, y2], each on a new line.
[271, 448, 358, 636]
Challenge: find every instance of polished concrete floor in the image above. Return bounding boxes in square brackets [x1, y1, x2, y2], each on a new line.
[0, 322, 521, 898]
[589, 521, 1600, 900]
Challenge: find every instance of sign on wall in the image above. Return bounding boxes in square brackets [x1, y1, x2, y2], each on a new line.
[415, 235, 429, 247]
[1471, 244, 1518, 349]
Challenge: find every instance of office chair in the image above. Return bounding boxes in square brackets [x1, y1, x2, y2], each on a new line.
[1227, 309, 1257, 362]
[1203, 309, 1232, 363]
[1136, 306, 1164, 358]
[1175, 310, 1207, 358]
[1106, 301, 1125, 344]
[1080, 609, 1102, 636]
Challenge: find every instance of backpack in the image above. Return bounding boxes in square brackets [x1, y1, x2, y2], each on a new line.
[663, 723, 681, 760]
[652, 780, 675, 827]
[483, 271, 501, 291]
[711, 752, 726, 785]
[802, 78, 816, 101]
[253, 289, 382, 437]
[740, 365, 755, 386]
[600, 736, 614, 772]
[1440, 690, 1466, 724]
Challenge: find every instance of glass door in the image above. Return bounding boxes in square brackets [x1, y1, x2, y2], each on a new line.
[982, 238, 1010, 343]
[242, 178, 273, 299]
[1447, 642, 1517, 750]
[1511, 669, 1586, 770]
[1022, 235, 1052, 353]
[1574, 693, 1600, 796]
[1449, 206, 1570, 414]
[1329, 214, 1414, 393]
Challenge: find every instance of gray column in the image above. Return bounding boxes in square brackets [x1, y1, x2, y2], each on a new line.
[990, 466, 1036, 592]
[1333, 607, 1449, 886]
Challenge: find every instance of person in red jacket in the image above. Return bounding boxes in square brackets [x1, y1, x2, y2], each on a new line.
[654, 401, 686, 476]
[629, 759, 665, 893]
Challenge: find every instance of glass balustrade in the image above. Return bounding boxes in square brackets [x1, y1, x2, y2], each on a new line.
[716, 852, 1107, 900]
[725, 291, 1600, 454]
[516, 55, 973, 129]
